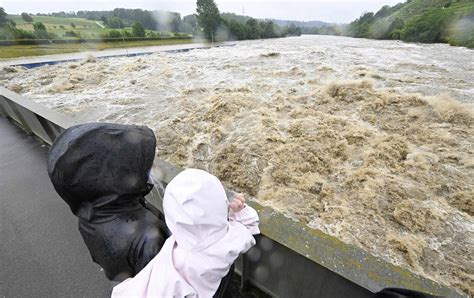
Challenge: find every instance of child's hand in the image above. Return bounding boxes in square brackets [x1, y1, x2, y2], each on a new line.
[229, 193, 245, 213]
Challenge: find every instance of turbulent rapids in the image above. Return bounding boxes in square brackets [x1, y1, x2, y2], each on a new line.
[1, 35, 473, 296]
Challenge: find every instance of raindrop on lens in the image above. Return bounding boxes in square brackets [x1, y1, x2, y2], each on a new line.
[123, 174, 139, 188]
[254, 266, 269, 282]
[269, 252, 284, 268]
[125, 131, 141, 144]
[259, 237, 274, 251]
[247, 247, 261, 262]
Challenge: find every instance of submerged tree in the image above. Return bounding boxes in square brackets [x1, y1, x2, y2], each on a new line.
[196, 0, 221, 41]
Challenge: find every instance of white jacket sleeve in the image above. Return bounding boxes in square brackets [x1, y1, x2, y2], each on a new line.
[228, 204, 260, 235]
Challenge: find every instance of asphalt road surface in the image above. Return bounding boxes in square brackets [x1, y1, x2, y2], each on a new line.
[1, 116, 112, 297]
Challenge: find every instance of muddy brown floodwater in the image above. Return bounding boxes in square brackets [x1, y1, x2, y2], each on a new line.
[1, 35, 473, 296]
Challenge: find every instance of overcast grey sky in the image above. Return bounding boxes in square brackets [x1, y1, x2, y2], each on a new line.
[1, 0, 403, 23]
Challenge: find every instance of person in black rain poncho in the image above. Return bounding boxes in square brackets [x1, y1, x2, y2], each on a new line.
[47, 123, 170, 282]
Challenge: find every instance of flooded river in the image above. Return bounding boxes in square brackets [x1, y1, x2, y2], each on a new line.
[1, 35, 473, 296]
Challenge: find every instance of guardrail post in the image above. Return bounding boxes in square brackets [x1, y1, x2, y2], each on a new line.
[2, 98, 34, 134]
[240, 253, 250, 291]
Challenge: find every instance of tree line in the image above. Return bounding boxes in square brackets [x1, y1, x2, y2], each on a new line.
[196, 0, 301, 41]
[0, 12, 154, 40]
[35, 3, 302, 41]
[1, 3, 302, 42]
[35, 9, 192, 33]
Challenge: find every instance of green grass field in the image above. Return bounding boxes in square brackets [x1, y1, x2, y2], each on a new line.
[0, 38, 197, 59]
[5, 15, 187, 39]
[8, 15, 102, 28]
[8, 15, 107, 38]
[0, 15, 199, 58]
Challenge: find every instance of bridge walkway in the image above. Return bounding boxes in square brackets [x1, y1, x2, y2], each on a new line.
[1, 116, 111, 296]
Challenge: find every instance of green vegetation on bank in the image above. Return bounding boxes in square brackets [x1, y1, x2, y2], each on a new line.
[2, 0, 473, 50]
[345, 0, 474, 48]
[0, 8, 195, 58]
[0, 38, 197, 59]
[0, 11, 190, 41]
[0, 3, 301, 47]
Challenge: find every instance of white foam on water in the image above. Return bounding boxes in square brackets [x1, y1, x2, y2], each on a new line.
[1, 35, 473, 296]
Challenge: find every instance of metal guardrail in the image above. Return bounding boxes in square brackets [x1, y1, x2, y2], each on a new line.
[0, 86, 465, 298]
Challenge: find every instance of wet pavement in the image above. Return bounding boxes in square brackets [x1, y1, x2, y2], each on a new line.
[0, 116, 111, 297]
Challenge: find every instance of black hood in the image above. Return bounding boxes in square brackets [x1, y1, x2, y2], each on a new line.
[47, 123, 156, 222]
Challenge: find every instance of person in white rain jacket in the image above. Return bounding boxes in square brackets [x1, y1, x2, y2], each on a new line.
[112, 168, 260, 297]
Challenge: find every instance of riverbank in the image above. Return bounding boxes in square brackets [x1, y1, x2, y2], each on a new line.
[0, 38, 200, 58]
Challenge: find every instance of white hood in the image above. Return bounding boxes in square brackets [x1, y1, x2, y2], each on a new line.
[112, 169, 259, 298]
[164, 169, 229, 251]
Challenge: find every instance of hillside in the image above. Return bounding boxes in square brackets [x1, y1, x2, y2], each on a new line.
[0, 11, 195, 58]
[2, 12, 192, 41]
[346, 0, 474, 48]
[388, 0, 472, 20]
[7, 15, 108, 38]
[8, 15, 101, 28]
